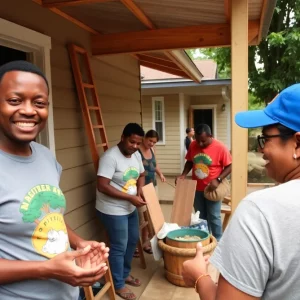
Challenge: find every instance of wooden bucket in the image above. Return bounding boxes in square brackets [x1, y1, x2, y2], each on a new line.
[158, 229, 217, 287]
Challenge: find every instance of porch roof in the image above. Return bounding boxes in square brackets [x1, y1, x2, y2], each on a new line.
[33, 0, 276, 82]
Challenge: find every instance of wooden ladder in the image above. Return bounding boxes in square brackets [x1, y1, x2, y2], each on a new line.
[68, 43, 115, 300]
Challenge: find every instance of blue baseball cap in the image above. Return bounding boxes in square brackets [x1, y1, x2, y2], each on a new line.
[235, 84, 300, 132]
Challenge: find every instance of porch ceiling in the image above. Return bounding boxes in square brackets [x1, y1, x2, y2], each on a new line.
[33, 0, 276, 82]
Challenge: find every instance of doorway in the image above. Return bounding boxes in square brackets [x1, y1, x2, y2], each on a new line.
[0, 45, 27, 65]
[189, 105, 217, 137]
[0, 45, 48, 147]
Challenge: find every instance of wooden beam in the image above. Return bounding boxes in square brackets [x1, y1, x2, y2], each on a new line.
[42, 0, 112, 8]
[137, 54, 183, 71]
[120, 0, 156, 29]
[92, 21, 259, 55]
[139, 60, 188, 78]
[258, 0, 268, 42]
[230, 0, 248, 214]
[224, 0, 231, 23]
[164, 51, 201, 83]
[33, 0, 100, 34]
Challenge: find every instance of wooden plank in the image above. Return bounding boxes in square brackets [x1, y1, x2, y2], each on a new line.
[230, 0, 248, 214]
[142, 183, 165, 235]
[91, 21, 260, 55]
[170, 179, 197, 226]
[42, 0, 113, 8]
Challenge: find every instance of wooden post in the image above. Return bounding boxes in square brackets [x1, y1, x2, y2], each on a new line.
[230, 0, 249, 214]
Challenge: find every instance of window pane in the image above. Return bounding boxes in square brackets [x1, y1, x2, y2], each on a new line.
[155, 122, 163, 141]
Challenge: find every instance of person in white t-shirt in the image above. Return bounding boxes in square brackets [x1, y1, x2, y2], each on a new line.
[96, 123, 146, 300]
[182, 84, 300, 300]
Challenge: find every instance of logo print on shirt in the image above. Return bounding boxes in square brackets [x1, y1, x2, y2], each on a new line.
[122, 167, 139, 195]
[193, 153, 212, 179]
[19, 184, 69, 258]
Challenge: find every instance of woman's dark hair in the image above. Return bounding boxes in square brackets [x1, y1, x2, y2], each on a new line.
[186, 128, 192, 134]
[195, 124, 212, 136]
[122, 123, 145, 137]
[145, 129, 159, 141]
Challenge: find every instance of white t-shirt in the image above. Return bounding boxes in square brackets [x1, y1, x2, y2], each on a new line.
[210, 179, 300, 299]
[96, 146, 144, 216]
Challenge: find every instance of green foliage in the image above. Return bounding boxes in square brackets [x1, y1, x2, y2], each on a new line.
[187, 0, 300, 104]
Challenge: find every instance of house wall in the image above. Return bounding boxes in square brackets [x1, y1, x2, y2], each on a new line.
[142, 94, 181, 175]
[190, 95, 228, 147]
[1, 0, 141, 240]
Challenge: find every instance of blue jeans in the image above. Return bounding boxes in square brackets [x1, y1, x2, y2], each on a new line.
[96, 209, 139, 290]
[194, 191, 222, 241]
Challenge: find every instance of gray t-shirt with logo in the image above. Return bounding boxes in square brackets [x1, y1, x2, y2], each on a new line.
[96, 146, 145, 216]
[210, 180, 300, 299]
[0, 142, 78, 300]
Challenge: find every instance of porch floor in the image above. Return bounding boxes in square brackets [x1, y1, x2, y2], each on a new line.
[103, 176, 271, 300]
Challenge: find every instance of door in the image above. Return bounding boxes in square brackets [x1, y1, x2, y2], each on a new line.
[0, 45, 48, 147]
[189, 108, 213, 133]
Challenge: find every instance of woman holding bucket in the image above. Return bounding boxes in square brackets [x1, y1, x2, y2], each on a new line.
[182, 84, 300, 299]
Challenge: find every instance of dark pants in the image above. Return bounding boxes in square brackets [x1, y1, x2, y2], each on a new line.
[194, 191, 222, 241]
[96, 209, 139, 290]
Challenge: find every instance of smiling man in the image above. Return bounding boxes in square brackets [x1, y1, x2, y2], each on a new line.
[177, 124, 232, 241]
[0, 61, 109, 300]
[96, 123, 146, 300]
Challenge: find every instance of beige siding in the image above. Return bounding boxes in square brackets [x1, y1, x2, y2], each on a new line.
[142, 94, 181, 175]
[190, 95, 228, 146]
[2, 0, 141, 240]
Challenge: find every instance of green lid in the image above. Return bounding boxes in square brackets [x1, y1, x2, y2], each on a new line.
[166, 228, 209, 243]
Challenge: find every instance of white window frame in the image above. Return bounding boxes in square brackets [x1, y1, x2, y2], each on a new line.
[0, 18, 55, 155]
[190, 104, 217, 138]
[152, 96, 166, 145]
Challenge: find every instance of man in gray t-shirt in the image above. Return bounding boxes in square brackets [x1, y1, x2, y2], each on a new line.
[0, 61, 108, 300]
[97, 123, 146, 300]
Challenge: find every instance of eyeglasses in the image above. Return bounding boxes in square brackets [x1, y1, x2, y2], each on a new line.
[257, 134, 294, 149]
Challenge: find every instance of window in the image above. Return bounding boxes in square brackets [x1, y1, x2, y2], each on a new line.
[152, 97, 165, 144]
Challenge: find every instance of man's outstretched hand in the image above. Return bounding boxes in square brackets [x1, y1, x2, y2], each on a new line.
[44, 241, 109, 287]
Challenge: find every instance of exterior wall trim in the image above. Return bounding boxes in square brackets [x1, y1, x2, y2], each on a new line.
[152, 96, 166, 145]
[0, 17, 55, 155]
[179, 93, 185, 171]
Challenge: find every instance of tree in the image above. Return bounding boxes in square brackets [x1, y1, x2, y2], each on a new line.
[187, 0, 300, 104]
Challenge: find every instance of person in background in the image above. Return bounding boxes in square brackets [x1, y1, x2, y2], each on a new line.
[0, 61, 109, 300]
[138, 129, 166, 254]
[177, 124, 232, 241]
[96, 123, 146, 300]
[185, 127, 195, 151]
[182, 84, 300, 300]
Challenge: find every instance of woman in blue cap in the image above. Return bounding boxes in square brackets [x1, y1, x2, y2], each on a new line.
[182, 83, 300, 300]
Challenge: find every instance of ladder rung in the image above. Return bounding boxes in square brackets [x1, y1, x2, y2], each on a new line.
[88, 106, 99, 110]
[94, 282, 111, 300]
[82, 82, 94, 88]
[96, 143, 107, 148]
[93, 125, 104, 129]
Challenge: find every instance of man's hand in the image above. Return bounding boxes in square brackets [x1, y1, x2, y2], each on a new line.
[130, 195, 146, 207]
[207, 179, 220, 191]
[182, 243, 210, 287]
[175, 175, 186, 185]
[44, 245, 109, 287]
[75, 240, 109, 270]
